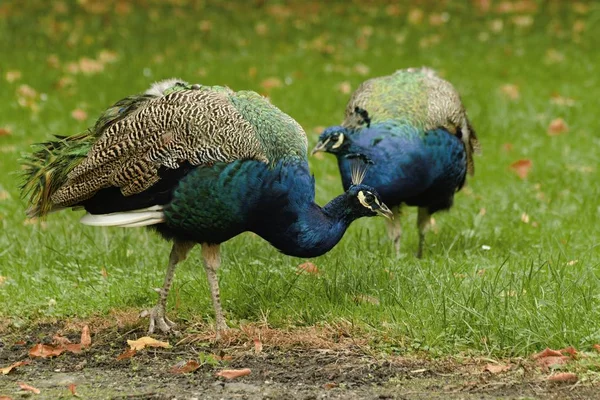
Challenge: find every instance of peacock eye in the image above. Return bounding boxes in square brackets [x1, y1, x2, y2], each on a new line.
[364, 193, 375, 203]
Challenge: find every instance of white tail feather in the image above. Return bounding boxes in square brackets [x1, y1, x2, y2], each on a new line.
[80, 205, 165, 228]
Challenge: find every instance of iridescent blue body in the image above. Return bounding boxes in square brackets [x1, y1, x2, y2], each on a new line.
[160, 159, 373, 258]
[329, 122, 467, 215]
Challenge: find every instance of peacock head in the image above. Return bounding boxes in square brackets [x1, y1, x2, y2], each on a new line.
[311, 126, 350, 155]
[345, 184, 393, 220]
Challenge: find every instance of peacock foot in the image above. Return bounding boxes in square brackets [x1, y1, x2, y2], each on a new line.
[140, 304, 177, 334]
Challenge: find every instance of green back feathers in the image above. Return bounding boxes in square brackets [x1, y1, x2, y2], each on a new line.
[21, 79, 308, 217]
[231, 90, 307, 162]
[343, 67, 480, 175]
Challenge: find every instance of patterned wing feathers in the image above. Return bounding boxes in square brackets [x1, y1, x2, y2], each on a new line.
[51, 88, 268, 208]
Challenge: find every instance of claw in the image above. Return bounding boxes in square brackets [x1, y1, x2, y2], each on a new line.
[140, 305, 177, 334]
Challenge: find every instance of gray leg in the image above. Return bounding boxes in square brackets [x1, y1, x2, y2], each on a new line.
[141, 240, 195, 334]
[385, 205, 402, 256]
[202, 243, 228, 340]
[416, 207, 430, 259]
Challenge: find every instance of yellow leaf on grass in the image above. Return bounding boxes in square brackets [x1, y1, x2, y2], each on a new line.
[127, 336, 170, 351]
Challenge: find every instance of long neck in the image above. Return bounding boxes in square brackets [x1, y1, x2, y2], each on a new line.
[257, 195, 355, 258]
[250, 164, 357, 258]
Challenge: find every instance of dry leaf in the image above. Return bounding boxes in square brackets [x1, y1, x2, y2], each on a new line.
[532, 348, 563, 359]
[170, 360, 200, 374]
[558, 346, 578, 357]
[548, 372, 577, 383]
[127, 336, 170, 350]
[80, 325, 91, 348]
[510, 159, 532, 179]
[253, 338, 263, 354]
[216, 368, 251, 380]
[0, 276, 7, 285]
[0, 127, 11, 136]
[407, 8, 424, 25]
[29, 343, 65, 358]
[62, 343, 83, 354]
[68, 383, 79, 397]
[5, 70, 22, 83]
[18, 382, 40, 394]
[116, 348, 137, 360]
[323, 382, 337, 389]
[353, 63, 370, 76]
[547, 118, 568, 136]
[297, 262, 319, 275]
[484, 363, 511, 374]
[0, 396, 13, 400]
[71, 109, 88, 121]
[520, 212, 530, 224]
[500, 84, 520, 100]
[53, 335, 72, 345]
[1, 361, 29, 375]
[593, 344, 600, 353]
[337, 81, 352, 95]
[261, 77, 282, 90]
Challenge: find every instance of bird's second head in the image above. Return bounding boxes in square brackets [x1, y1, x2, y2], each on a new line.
[345, 184, 393, 220]
[311, 126, 351, 156]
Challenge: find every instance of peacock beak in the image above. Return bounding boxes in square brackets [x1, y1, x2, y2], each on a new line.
[376, 202, 394, 220]
[311, 141, 326, 156]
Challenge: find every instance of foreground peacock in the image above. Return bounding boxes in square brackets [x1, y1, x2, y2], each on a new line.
[312, 68, 480, 257]
[21, 79, 392, 338]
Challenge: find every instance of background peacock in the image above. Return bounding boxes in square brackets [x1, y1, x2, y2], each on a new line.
[312, 68, 480, 257]
[21, 79, 392, 339]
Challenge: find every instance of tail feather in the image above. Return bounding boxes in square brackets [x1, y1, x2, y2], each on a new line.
[79, 205, 165, 227]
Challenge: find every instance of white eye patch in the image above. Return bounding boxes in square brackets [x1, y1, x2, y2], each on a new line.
[331, 133, 344, 149]
[357, 190, 372, 209]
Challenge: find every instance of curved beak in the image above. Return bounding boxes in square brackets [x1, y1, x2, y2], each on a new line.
[311, 141, 327, 156]
[376, 202, 394, 220]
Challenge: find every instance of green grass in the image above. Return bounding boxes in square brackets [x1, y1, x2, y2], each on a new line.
[1, 1, 599, 357]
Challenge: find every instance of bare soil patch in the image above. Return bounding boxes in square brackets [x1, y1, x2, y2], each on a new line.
[0, 318, 597, 399]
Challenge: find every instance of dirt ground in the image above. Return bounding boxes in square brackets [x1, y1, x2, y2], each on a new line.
[0, 318, 598, 399]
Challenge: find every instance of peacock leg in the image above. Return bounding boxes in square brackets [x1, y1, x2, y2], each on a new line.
[416, 207, 430, 259]
[142, 240, 195, 334]
[385, 205, 402, 256]
[201, 243, 228, 340]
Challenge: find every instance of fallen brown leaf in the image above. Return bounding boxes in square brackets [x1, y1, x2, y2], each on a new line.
[68, 383, 79, 397]
[548, 372, 578, 383]
[170, 360, 200, 374]
[1, 361, 29, 375]
[127, 336, 170, 350]
[297, 262, 319, 275]
[53, 335, 72, 345]
[261, 77, 282, 90]
[0, 127, 11, 136]
[593, 344, 600, 353]
[29, 343, 65, 358]
[558, 346, 578, 357]
[500, 84, 520, 100]
[484, 363, 511, 374]
[0, 396, 13, 400]
[510, 159, 532, 179]
[18, 382, 40, 394]
[116, 348, 136, 360]
[253, 338, 263, 354]
[323, 382, 337, 389]
[532, 347, 564, 359]
[216, 368, 251, 380]
[547, 118, 568, 136]
[80, 325, 91, 348]
[71, 109, 88, 121]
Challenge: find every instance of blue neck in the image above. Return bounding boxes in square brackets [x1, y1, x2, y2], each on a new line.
[250, 162, 356, 258]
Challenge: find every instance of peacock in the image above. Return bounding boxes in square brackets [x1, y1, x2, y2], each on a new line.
[312, 68, 480, 257]
[21, 79, 393, 339]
